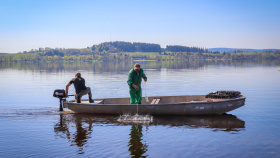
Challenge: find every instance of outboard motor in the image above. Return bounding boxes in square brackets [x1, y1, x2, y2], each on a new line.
[53, 89, 67, 111]
[53, 89, 66, 98]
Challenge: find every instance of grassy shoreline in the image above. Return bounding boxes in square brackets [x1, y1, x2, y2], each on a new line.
[0, 51, 280, 63]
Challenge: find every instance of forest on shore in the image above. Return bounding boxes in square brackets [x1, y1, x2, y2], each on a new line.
[1, 41, 279, 62]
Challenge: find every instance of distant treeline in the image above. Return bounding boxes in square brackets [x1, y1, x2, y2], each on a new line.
[166, 45, 206, 53]
[0, 41, 279, 62]
[94, 42, 207, 53]
[3, 41, 208, 57]
[93, 41, 162, 52]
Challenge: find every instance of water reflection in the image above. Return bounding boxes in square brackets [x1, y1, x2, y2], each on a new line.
[54, 114, 93, 154]
[128, 125, 148, 157]
[1, 60, 279, 72]
[152, 115, 245, 132]
[54, 114, 245, 155]
[53, 114, 70, 140]
[72, 115, 93, 149]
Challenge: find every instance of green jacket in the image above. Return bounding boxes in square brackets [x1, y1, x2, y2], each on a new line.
[127, 68, 147, 87]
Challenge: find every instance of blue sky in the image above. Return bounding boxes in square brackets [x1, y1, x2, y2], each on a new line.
[0, 0, 279, 53]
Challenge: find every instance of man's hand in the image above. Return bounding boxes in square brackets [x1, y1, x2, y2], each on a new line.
[132, 84, 140, 90]
[65, 92, 68, 97]
[144, 78, 147, 82]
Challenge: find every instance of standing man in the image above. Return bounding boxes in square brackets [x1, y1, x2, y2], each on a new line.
[66, 72, 94, 103]
[127, 63, 147, 104]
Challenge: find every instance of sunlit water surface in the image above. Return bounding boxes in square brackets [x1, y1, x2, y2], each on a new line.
[0, 61, 279, 157]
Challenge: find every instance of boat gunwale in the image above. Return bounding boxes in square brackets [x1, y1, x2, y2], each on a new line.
[65, 95, 246, 106]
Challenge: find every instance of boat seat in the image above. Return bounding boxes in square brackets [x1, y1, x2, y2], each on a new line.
[151, 99, 160, 104]
[94, 99, 104, 104]
[81, 99, 104, 104]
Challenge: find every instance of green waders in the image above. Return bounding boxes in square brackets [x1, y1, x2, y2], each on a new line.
[129, 86, 142, 104]
[127, 68, 147, 104]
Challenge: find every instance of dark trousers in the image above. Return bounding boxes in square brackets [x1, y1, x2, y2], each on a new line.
[75, 87, 92, 102]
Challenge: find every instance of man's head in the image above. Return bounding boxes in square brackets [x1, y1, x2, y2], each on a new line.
[134, 63, 141, 72]
[75, 72, 81, 77]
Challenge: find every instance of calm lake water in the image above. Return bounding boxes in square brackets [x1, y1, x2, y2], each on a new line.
[0, 60, 280, 158]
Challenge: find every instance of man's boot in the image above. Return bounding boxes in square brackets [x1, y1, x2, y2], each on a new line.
[77, 96, 81, 103]
[89, 97, 94, 103]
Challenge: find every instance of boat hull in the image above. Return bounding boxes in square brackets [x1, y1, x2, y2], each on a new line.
[64, 95, 246, 115]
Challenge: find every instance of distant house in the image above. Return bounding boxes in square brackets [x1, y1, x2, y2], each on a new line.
[132, 57, 148, 61]
[39, 48, 44, 52]
[45, 47, 51, 51]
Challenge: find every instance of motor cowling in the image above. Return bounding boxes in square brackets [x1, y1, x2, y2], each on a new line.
[53, 89, 66, 98]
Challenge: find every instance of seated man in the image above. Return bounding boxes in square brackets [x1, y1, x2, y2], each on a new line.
[65, 72, 93, 103]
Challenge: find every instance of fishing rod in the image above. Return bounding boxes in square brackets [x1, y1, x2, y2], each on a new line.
[143, 62, 149, 102]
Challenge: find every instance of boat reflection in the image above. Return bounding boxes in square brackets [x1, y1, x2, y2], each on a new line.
[152, 115, 245, 132]
[54, 114, 245, 155]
